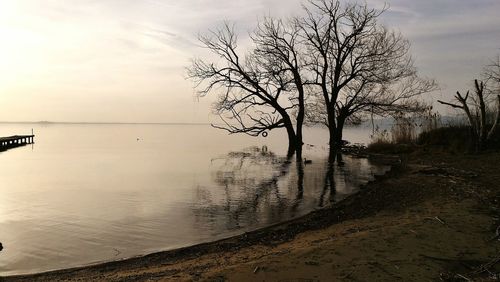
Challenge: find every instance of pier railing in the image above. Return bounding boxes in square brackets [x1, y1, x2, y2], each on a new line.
[0, 135, 35, 151]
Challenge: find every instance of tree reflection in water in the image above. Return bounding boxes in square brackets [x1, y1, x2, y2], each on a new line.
[191, 146, 389, 235]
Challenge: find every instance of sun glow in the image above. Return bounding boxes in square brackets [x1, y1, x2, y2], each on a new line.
[0, 1, 48, 92]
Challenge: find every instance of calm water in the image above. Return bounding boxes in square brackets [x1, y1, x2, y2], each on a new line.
[0, 123, 387, 275]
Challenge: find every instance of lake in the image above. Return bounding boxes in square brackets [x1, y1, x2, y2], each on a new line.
[0, 123, 388, 275]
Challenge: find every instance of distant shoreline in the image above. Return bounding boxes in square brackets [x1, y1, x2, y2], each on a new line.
[0, 121, 212, 125]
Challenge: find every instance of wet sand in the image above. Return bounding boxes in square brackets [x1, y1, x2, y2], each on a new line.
[3, 151, 500, 281]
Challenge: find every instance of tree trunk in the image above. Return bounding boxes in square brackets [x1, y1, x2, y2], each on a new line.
[295, 76, 305, 160]
[295, 142, 303, 160]
[275, 107, 301, 158]
[295, 117, 304, 160]
[284, 120, 298, 158]
[335, 117, 345, 147]
[286, 134, 297, 158]
[476, 80, 488, 149]
[328, 115, 346, 155]
[327, 106, 338, 152]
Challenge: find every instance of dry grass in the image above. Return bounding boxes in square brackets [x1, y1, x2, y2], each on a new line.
[368, 111, 442, 153]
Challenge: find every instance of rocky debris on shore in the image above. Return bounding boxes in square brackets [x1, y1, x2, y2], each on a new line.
[341, 143, 368, 157]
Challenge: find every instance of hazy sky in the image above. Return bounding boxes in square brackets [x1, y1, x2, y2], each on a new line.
[0, 0, 499, 123]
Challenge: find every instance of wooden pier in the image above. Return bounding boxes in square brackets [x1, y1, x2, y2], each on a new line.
[0, 135, 35, 151]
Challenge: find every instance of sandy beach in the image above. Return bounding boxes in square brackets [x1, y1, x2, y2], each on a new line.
[3, 150, 500, 281]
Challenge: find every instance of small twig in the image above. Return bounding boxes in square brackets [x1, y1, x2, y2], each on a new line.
[253, 266, 260, 274]
[423, 216, 446, 225]
[456, 273, 472, 281]
[485, 268, 495, 277]
[435, 216, 446, 225]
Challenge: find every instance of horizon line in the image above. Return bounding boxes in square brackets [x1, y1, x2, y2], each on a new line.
[0, 121, 212, 125]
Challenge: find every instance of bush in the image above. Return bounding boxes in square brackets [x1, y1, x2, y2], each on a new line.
[417, 125, 500, 152]
[367, 141, 415, 154]
[417, 126, 473, 152]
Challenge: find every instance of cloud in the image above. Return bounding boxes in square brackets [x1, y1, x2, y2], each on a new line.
[0, 0, 499, 122]
[142, 28, 199, 51]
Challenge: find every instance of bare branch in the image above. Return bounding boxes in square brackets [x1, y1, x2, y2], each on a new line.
[299, 0, 435, 147]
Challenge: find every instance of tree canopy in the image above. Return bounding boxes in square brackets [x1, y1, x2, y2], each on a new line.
[188, 0, 436, 155]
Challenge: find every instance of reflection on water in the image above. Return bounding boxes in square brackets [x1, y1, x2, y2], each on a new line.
[193, 146, 294, 231]
[0, 124, 385, 275]
[191, 146, 389, 238]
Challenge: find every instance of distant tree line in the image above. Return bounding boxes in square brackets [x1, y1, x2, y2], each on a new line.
[188, 0, 436, 158]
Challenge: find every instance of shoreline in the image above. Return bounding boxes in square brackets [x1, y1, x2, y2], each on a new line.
[4, 150, 500, 281]
[3, 154, 401, 280]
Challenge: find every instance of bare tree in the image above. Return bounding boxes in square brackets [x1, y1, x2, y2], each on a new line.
[483, 55, 500, 97]
[300, 0, 436, 151]
[481, 55, 500, 142]
[188, 1, 435, 155]
[188, 22, 307, 157]
[438, 67, 500, 151]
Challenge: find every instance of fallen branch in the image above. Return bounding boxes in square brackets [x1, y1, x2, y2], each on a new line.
[470, 255, 500, 276]
[456, 273, 472, 281]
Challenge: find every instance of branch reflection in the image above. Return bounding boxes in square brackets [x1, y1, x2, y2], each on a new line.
[191, 146, 390, 234]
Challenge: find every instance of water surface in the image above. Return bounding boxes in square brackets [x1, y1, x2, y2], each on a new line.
[0, 123, 386, 275]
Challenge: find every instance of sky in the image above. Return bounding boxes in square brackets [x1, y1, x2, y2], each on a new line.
[0, 0, 499, 123]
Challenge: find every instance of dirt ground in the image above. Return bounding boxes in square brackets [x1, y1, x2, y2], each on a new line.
[3, 150, 500, 281]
